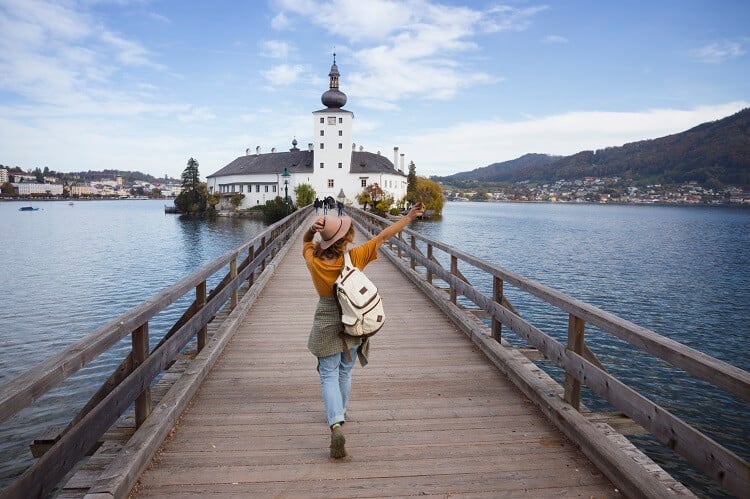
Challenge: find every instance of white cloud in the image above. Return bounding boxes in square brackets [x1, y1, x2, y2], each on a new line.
[271, 11, 290, 30]
[275, 0, 406, 41]
[0, 0, 166, 111]
[260, 39, 294, 59]
[261, 64, 307, 85]
[482, 5, 549, 33]
[271, 1, 538, 108]
[691, 41, 745, 63]
[100, 30, 164, 69]
[399, 103, 750, 176]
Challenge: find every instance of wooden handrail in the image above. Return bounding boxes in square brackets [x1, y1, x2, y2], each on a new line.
[348, 206, 749, 497]
[0, 206, 313, 497]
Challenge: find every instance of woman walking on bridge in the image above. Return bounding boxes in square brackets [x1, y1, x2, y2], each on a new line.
[303, 204, 424, 459]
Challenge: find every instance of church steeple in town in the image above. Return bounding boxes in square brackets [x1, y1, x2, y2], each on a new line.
[321, 52, 347, 109]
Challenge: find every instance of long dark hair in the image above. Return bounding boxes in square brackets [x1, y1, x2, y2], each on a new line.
[313, 226, 355, 260]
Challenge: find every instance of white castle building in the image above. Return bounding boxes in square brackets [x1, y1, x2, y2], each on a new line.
[206, 57, 408, 209]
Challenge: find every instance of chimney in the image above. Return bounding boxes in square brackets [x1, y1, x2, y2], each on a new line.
[245, 148, 250, 155]
[352, 143, 356, 151]
[400, 153, 405, 171]
[256, 146, 260, 155]
[393, 146, 399, 169]
[308, 143, 314, 151]
[271, 147, 276, 153]
[359, 145, 364, 152]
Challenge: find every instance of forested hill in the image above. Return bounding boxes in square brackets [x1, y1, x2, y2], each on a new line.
[436, 108, 750, 188]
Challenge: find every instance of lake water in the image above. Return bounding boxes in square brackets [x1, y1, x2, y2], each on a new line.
[1, 199, 748, 497]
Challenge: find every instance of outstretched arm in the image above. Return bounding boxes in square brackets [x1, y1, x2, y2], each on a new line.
[374, 203, 424, 247]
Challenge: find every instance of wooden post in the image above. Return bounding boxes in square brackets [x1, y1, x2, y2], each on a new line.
[450, 255, 458, 304]
[196, 281, 207, 351]
[426, 244, 433, 284]
[230, 257, 238, 309]
[260, 237, 267, 272]
[564, 313, 585, 410]
[410, 235, 416, 270]
[132, 323, 151, 427]
[492, 276, 503, 342]
[397, 232, 403, 258]
[247, 245, 255, 288]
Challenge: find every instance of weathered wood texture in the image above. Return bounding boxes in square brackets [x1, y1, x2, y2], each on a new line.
[352, 208, 746, 498]
[131, 226, 621, 498]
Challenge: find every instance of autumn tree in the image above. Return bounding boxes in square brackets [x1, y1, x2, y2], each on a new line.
[230, 193, 245, 210]
[413, 176, 445, 215]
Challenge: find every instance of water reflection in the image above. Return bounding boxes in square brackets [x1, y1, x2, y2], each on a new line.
[0, 200, 267, 489]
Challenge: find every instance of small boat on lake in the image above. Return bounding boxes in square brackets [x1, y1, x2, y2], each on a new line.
[19, 205, 39, 211]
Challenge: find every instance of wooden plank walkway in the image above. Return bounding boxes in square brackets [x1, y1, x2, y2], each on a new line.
[130, 222, 619, 497]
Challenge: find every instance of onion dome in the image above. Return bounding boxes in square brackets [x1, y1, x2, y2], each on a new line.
[321, 53, 347, 108]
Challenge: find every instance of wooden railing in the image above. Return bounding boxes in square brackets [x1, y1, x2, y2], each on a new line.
[0, 206, 313, 498]
[349, 206, 749, 499]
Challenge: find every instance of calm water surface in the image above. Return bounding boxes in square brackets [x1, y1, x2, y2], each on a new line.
[1, 200, 748, 497]
[0, 200, 266, 488]
[410, 202, 749, 498]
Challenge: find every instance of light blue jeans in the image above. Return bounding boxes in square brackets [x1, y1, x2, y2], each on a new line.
[318, 346, 359, 427]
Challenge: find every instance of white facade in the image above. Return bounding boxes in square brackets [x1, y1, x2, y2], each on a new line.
[215, 173, 280, 207]
[206, 59, 407, 211]
[0, 168, 8, 184]
[311, 109, 354, 201]
[13, 183, 64, 196]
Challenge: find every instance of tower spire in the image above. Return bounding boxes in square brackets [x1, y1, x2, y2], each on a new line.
[321, 52, 346, 108]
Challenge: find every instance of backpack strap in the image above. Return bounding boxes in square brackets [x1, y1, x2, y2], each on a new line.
[343, 251, 353, 270]
[336, 251, 354, 362]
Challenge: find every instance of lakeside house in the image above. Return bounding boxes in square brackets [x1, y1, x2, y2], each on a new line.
[205, 57, 408, 210]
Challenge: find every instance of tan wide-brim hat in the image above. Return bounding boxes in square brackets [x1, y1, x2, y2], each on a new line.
[319, 216, 352, 249]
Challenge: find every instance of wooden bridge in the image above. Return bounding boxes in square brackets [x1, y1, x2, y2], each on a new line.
[1, 205, 748, 498]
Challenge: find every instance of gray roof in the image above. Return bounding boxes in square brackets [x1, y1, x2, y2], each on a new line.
[350, 151, 406, 176]
[207, 150, 314, 178]
[207, 150, 406, 178]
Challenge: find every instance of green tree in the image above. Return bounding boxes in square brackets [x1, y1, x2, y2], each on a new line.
[261, 196, 297, 224]
[174, 157, 205, 214]
[406, 160, 417, 203]
[230, 193, 245, 210]
[1, 181, 15, 197]
[150, 188, 162, 198]
[413, 176, 445, 215]
[294, 183, 315, 207]
[471, 188, 488, 202]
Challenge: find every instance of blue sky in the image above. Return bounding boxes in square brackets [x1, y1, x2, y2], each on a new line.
[0, 0, 748, 180]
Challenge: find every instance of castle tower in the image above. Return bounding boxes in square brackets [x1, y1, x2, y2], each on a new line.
[312, 53, 354, 200]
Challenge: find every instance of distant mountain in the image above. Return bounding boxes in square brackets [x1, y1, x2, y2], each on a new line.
[436, 108, 750, 188]
[442, 153, 560, 182]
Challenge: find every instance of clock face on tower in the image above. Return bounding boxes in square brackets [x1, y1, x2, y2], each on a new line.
[327, 117, 336, 125]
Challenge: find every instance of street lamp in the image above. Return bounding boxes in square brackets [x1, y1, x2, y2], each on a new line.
[281, 167, 290, 216]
